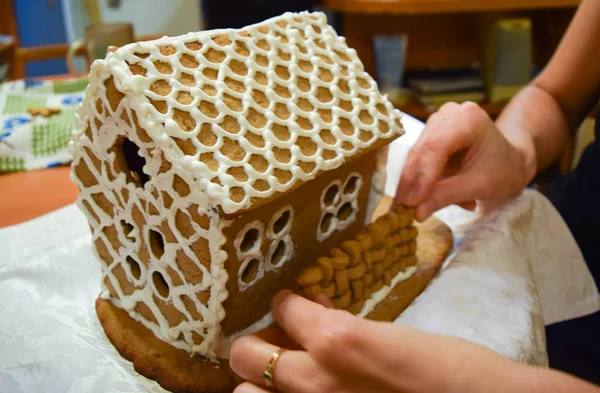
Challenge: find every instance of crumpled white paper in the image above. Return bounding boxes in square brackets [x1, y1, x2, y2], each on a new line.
[389, 115, 600, 367]
[0, 114, 598, 392]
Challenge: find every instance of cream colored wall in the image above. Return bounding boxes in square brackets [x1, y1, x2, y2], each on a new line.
[572, 117, 596, 169]
[99, 0, 203, 37]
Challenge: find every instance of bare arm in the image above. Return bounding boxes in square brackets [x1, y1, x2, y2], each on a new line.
[229, 291, 600, 393]
[497, 0, 600, 176]
[396, 0, 600, 220]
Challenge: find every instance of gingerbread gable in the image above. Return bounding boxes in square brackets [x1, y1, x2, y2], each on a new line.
[71, 11, 406, 362]
[81, 11, 403, 216]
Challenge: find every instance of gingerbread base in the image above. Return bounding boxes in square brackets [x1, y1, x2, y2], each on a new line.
[96, 216, 452, 393]
[366, 217, 453, 321]
[96, 298, 240, 393]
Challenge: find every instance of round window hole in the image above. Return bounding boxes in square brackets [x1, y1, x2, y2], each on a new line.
[152, 271, 170, 298]
[344, 176, 360, 194]
[125, 256, 142, 280]
[123, 138, 149, 186]
[337, 202, 354, 222]
[272, 210, 291, 235]
[323, 184, 339, 206]
[320, 212, 334, 234]
[271, 240, 286, 266]
[240, 228, 259, 253]
[241, 258, 261, 284]
[149, 229, 165, 259]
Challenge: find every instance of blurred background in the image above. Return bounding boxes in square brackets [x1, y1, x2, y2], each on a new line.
[0, 0, 595, 186]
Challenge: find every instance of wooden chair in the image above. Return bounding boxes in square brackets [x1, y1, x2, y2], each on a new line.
[9, 37, 160, 80]
[0, 0, 160, 80]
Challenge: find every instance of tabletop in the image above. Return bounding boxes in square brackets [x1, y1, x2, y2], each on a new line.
[0, 166, 77, 228]
[1, 110, 599, 392]
[0, 73, 85, 228]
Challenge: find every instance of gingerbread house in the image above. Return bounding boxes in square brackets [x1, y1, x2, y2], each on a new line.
[71, 11, 417, 361]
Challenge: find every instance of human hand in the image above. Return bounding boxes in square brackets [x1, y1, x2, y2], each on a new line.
[229, 290, 517, 393]
[395, 102, 536, 221]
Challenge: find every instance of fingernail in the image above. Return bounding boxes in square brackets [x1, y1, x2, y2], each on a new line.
[404, 181, 421, 205]
[390, 196, 400, 212]
[394, 183, 408, 204]
[233, 383, 257, 393]
[416, 201, 434, 222]
[315, 294, 335, 309]
[458, 200, 477, 211]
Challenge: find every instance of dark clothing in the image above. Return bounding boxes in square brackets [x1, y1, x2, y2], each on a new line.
[201, 0, 315, 30]
[544, 116, 600, 384]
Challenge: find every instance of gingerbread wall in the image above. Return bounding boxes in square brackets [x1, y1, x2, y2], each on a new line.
[220, 149, 378, 335]
[72, 76, 228, 356]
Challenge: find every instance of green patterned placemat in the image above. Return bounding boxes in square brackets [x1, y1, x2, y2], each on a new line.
[3, 95, 48, 115]
[0, 157, 25, 172]
[0, 77, 88, 172]
[32, 107, 79, 157]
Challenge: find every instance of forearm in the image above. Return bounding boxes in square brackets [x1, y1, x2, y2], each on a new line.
[495, 83, 571, 182]
[433, 334, 600, 393]
[495, 0, 600, 180]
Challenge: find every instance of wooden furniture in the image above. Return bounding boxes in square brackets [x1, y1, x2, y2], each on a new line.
[325, 0, 580, 120]
[0, 0, 17, 79]
[0, 41, 15, 57]
[325, 0, 581, 176]
[0, 0, 160, 80]
[1, 0, 84, 79]
[5, 38, 162, 81]
[326, 0, 580, 14]
[393, 100, 506, 121]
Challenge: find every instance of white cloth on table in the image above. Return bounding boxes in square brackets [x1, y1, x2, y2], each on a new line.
[388, 114, 600, 367]
[0, 114, 599, 392]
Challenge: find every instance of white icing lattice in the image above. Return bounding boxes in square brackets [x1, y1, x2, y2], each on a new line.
[71, 11, 404, 360]
[317, 173, 363, 241]
[71, 72, 229, 360]
[94, 11, 403, 215]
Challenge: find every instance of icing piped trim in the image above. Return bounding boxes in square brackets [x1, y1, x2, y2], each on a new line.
[93, 11, 404, 215]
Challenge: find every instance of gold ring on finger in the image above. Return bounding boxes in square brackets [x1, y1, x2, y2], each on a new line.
[263, 348, 286, 390]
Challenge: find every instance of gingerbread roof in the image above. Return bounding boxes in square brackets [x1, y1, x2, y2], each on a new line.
[80, 11, 404, 215]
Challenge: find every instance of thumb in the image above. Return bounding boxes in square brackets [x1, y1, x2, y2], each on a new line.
[415, 173, 486, 221]
[314, 294, 335, 309]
